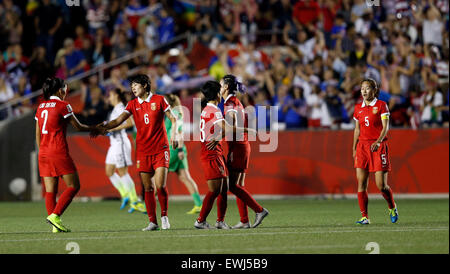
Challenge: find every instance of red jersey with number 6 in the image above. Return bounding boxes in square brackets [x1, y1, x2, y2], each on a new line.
[353, 98, 390, 141]
[124, 93, 171, 157]
[200, 103, 225, 160]
[35, 96, 74, 156]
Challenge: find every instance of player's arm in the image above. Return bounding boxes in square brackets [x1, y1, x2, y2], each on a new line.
[107, 116, 134, 133]
[352, 120, 360, 159]
[371, 115, 389, 152]
[35, 120, 41, 150]
[69, 114, 96, 132]
[165, 109, 179, 149]
[101, 111, 131, 132]
[206, 109, 237, 150]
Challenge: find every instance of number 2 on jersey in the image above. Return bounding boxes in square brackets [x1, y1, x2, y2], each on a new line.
[41, 109, 49, 134]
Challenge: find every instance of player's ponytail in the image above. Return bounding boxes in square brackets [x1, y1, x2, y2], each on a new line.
[201, 80, 221, 108]
[223, 74, 246, 94]
[361, 78, 379, 98]
[43, 77, 65, 100]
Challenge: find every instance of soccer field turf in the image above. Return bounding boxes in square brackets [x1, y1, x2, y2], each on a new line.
[0, 198, 448, 254]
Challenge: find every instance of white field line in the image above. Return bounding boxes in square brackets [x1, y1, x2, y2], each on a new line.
[0, 227, 448, 243]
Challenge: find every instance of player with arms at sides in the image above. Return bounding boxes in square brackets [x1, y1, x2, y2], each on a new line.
[105, 88, 146, 213]
[164, 94, 203, 215]
[217, 74, 268, 229]
[195, 81, 269, 229]
[35, 77, 98, 232]
[353, 78, 398, 225]
[94, 74, 178, 231]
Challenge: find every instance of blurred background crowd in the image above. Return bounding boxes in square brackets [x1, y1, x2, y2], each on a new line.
[0, 0, 449, 130]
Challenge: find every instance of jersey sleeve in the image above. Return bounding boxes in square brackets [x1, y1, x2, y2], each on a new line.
[60, 102, 74, 119]
[353, 105, 359, 121]
[162, 96, 171, 112]
[124, 100, 133, 115]
[380, 102, 390, 119]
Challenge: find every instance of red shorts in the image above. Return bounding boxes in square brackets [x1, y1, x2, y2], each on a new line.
[227, 142, 251, 173]
[201, 155, 228, 180]
[39, 153, 77, 177]
[354, 141, 391, 172]
[136, 150, 170, 173]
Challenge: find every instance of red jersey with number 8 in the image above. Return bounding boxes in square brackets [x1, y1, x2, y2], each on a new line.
[353, 98, 390, 141]
[125, 93, 170, 157]
[200, 103, 225, 160]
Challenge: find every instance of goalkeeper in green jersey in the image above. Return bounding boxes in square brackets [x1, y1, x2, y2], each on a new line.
[164, 94, 202, 214]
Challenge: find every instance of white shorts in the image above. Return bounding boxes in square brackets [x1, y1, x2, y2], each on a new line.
[105, 140, 133, 168]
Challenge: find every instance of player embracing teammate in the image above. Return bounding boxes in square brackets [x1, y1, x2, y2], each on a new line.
[352, 78, 399, 225]
[194, 79, 269, 229]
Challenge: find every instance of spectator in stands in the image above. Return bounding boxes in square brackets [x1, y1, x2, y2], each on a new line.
[80, 85, 107, 125]
[34, 0, 63, 64]
[111, 30, 132, 60]
[85, 0, 109, 35]
[420, 80, 445, 128]
[63, 38, 87, 77]
[0, 73, 14, 103]
[28, 46, 52, 91]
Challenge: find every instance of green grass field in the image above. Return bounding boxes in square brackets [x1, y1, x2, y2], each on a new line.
[0, 198, 448, 254]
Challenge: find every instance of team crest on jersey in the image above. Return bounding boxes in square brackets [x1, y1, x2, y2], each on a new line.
[151, 103, 156, 111]
[215, 112, 222, 119]
[372, 107, 378, 114]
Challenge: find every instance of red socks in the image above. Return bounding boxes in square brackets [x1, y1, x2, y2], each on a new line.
[236, 197, 249, 223]
[157, 186, 169, 217]
[197, 191, 219, 223]
[144, 190, 157, 224]
[229, 184, 263, 213]
[381, 188, 396, 209]
[357, 191, 369, 218]
[53, 187, 79, 216]
[45, 192, 56, 215]
[216, 188, 228, 222]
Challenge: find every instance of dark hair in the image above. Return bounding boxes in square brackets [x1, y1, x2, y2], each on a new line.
[200, 80, 221, 108]
[360, 78, 380, 98]
[222, 74, 246, 94]
[43, 77, 65, 100]
[129, 74, 151, 93]
[110, 88, 127, 105]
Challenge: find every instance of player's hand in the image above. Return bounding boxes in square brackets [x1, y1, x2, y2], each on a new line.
[206, 140, 219, 150]
[178, 150, 185, 161]
[370, 142, 381, 152]
[352, 149, 356, 159]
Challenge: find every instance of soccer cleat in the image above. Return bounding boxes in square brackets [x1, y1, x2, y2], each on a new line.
[252, 208, 269, 228]
[232, 221, 251, 229]
[356, 217, 370, 225]
[161, 216, 170, 230]
[142, 222, 160, 231]
[389, 207, 399, 223]
[194, 220, 211, 229]
[46, 213, 71, 232]
[52, 226, 59, 233]
[128, 201, 146, 214]
[120, 197, 130, 210]
[215, 221, 231, 229]
[186, 205, 202, 215]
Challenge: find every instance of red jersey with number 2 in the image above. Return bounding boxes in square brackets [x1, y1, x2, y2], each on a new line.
[125, 93, 170, 157]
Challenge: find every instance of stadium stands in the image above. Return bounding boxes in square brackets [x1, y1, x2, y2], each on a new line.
[0, 0, 448, 129]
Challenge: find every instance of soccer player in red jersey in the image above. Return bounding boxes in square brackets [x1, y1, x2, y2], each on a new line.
[194, 80, 269, 229]
[218, 74, 267, 229]
[95, 74, 178, 231]
[352, 78, 398, 225]
[35, 77, 97, 232]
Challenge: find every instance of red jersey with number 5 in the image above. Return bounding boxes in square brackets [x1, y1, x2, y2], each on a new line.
[35, 96, 74, 156]
[353, 98, 390, 141]
[200, 103, 224, 160]
[124, 93, 170, 157]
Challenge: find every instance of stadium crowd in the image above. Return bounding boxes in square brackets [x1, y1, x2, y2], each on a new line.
[0, 0, 449, 129]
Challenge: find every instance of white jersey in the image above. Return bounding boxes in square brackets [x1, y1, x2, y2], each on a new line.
[108, 103, 130, 146]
